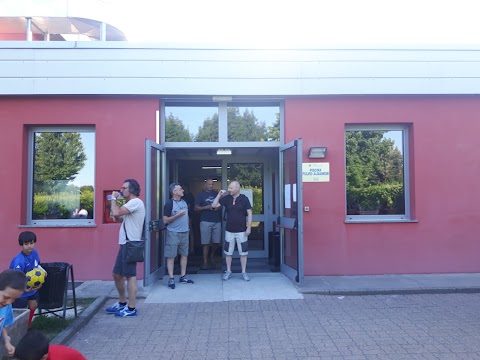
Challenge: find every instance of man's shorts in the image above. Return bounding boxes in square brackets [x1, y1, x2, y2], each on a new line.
[12, 291, 39, 308]
[224, 231, 248, 256]
[113, 244, 137, 277]
[165, 230, 189, 258]
[200, 221, 221, 245]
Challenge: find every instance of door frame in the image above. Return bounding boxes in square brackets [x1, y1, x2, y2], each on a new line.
[279, 139, 304, 283]
[144, 139, 166, 286]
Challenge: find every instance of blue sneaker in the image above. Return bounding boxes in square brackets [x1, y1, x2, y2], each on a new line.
[105, 302, 126, 314]
[114, 307, 137, 317]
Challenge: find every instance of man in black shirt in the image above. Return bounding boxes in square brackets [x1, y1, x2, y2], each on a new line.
[212, 181, 252, 281]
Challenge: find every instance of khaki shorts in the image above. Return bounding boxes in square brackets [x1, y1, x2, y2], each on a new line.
[200, 221, 221, 245]
[165, 230, 189, 258]
[223, 231, 248, 256]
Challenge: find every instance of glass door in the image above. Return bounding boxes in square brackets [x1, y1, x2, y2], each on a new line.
[279, 139, 304, 283]
[144, 139, 166, 286]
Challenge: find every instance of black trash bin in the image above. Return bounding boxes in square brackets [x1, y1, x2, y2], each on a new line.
[38, 262, 77, 319]
[268, 231, 280, 269]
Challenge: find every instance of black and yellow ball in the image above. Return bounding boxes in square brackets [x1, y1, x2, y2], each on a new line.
[25, 268, 46, 290]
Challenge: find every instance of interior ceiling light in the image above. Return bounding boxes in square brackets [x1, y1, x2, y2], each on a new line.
[216, 148, 232, 155]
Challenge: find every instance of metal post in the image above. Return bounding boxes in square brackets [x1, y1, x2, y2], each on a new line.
[100, 22, 107, 41]
[26, 17, 32, 41]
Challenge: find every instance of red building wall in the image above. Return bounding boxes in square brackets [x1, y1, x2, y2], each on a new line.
[0, 97, 158, 280]
[285, 96, 480, 275]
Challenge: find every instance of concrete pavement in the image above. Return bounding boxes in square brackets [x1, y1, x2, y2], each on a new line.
[61, 272, 480, 359]
[71, 272, 480, 301]
[68, 291, 480, 359]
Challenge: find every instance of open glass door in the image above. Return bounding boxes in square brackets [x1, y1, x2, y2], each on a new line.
[279, 139, 304, 283]
[144, 139, 166, 286]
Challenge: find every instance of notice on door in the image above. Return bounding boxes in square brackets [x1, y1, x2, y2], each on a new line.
[302, 162, 330, 182]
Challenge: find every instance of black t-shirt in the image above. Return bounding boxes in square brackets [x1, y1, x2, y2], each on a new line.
[220, 194, 252, 233]
[195, 190, 222, 223]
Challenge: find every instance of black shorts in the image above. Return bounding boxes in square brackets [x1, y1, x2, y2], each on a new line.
[12, 291, 39, 309]
[113, 244, 137, 277]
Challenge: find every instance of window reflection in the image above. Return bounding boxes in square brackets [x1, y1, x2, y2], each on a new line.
[32, 130, 95, 220]
[346, 129, 405, 215]
[227, 106, 280, 142]
[165, 106, 218, 142]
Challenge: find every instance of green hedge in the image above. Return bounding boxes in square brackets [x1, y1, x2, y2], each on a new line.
[33, 190, 94, 219]
[347, 183, 404, 212]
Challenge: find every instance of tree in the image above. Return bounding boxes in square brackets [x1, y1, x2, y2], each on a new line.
[227, 108, 267, 141]
[266, 113, 280, 141]
[196, 114, 219, 142]
[165, 113, 192, 142]
[346, 130, 404, 213]
[34, 132, 86, 194]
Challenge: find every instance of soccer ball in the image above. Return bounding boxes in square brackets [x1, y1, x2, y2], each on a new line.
[26, 268, 46, 290]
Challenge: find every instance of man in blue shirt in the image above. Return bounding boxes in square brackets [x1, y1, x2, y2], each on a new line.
[9, 231, 45, 327]
[163, 183, 195, 289]
[195, 179, 222, 270]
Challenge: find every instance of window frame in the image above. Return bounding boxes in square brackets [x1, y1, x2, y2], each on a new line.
[345, 124, 411, 222]
[27, 126, 96, 226]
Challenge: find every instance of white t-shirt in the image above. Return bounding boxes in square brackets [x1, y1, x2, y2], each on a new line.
[118, 197, 145, 245]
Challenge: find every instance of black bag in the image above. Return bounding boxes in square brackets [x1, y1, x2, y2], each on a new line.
[123, 221, 145, 263]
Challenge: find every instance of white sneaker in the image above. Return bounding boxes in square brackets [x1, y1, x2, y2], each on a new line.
[241, 272, 250, 281]
[223, 271, 232, 281]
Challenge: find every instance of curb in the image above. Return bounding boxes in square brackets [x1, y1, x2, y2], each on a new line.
[51, 295, 108, 345]
[299, 287, 480, 296]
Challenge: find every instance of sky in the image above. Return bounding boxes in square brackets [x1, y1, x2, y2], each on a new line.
[105, 0, 480, 47]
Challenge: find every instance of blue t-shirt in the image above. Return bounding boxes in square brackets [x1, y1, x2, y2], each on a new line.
[163, 199, 189, 232]
[0, 305, 14, 333]
[195, 190, 222, 223]
[9, 249, 41, 298]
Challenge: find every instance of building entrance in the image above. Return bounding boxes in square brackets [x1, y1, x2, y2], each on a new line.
[166, 147, 280, 275]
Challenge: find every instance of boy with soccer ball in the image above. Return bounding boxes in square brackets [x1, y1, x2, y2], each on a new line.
[9, 231, 47, 327]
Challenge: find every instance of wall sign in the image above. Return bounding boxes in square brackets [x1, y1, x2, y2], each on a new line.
[302, 162, 330, 182]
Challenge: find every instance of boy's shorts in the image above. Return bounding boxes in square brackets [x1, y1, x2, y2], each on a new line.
[224, 231, 248, 256]
[113, 244, 137, 277]
[12, 291, 39, 308]
[200, 221, 221, 245]
[165, 230, 189, 258]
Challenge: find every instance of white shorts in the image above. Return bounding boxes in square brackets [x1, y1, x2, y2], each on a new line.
[223, 231, 248, 256]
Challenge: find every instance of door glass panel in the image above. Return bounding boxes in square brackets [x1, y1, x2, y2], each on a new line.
[282, 146, 298, 271]
[227, 106, 280, 142]
[249, 221, 265, 251]
[149, 147, 163, 274]
[165, 106, 218, 142]
[227, 163, 263, 214]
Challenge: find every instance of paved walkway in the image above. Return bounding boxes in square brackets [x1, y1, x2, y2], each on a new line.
[64, 273, 480, 359]
[72, 272, 480, 300]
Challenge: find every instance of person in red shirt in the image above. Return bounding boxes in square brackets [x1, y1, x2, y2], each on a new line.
[14, 330, 86, 360]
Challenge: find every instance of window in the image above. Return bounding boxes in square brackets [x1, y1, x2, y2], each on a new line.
[28, 128, 95, 225]
[227, 106, 280, 142]
[164, 105, 218, 142]
[163, 102, 281, 144]
[345, 125, 410, 221]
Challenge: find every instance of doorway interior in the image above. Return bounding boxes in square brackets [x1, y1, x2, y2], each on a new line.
[166, 147, 280, 275]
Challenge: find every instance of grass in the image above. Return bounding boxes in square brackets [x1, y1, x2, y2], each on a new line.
[30, 298, 96, 341]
